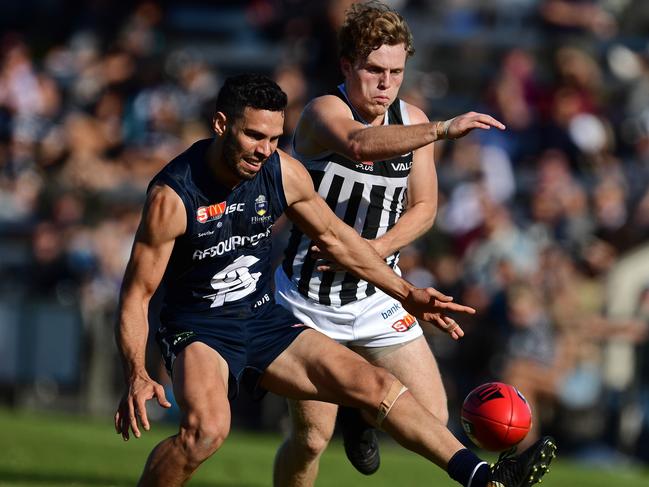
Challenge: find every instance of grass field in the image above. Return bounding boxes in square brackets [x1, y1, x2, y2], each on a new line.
[2, 408, 648, 487]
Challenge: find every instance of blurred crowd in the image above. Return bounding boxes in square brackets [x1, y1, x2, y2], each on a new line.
[2, 0, 649, 465]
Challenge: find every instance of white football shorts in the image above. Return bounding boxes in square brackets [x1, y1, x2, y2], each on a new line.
[274, 266, 423, 348]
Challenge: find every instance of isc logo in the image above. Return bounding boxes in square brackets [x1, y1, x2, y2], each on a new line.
[392, 313, 416, 332]
[197, 202, 245, 223]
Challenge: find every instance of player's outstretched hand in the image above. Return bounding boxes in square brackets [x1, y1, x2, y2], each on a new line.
[115, 373, 172, 441]
[402, 287, 476, 340]
[441, 112, 505, 140]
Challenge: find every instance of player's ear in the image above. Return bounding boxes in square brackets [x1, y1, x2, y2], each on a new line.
[212, 111, 228, 136]
[340, 57, 352, 77]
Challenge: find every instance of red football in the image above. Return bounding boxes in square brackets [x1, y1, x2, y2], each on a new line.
[461, 382, 532, 452]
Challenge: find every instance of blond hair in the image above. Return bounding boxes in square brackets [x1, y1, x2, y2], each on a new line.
[338, 1, 415, 64]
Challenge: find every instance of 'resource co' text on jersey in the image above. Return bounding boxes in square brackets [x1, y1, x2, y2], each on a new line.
[192, 228, 272, 260]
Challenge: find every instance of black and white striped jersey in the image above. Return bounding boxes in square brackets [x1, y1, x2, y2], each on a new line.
[281, 84, 414, 307]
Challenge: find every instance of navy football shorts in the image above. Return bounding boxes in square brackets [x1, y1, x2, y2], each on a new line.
[156, 302, 308, 400]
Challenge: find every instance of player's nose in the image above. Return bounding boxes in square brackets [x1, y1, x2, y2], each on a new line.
[379, 70, 391, 88]
[257, 140, 273, 158]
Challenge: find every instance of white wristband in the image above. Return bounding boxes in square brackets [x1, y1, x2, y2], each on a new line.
[442, 118, 455, 138]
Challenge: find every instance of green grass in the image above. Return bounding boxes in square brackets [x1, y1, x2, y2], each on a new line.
[2, 408, 648, 486]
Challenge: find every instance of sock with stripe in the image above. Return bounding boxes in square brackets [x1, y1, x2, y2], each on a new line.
[447, 448, 489, 487]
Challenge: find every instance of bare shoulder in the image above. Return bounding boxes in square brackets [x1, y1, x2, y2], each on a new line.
[141, 183, 186, 244]
[303, 94, 353, 121]
[307, 94, 352, 112]
[403, 101, 430, 124]
[146, 184, 184, 217]
[277, 149, 314, 206]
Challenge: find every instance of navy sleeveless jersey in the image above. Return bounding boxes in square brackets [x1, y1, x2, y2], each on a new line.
[150, 139, 288, 322]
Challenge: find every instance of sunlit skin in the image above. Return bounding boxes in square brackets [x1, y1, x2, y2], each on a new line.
[211, 107, 284, 188]
[341, 43, 407, 125]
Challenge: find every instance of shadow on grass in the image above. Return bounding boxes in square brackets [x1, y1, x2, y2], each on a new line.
[0, 469, 264, 487]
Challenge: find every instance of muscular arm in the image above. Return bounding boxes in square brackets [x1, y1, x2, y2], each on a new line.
[295, 95, 504, 161]
[114, 184, 185, 439]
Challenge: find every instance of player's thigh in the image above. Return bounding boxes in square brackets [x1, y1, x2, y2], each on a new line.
[173, 341, 231, 428]
[261, 329, 393, 407]
[287, 398, 338, 443]
[360, 336, 446, 416]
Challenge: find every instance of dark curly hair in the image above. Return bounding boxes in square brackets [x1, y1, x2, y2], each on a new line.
[214, 73, 287, 120]
[338, 1, 415, 64]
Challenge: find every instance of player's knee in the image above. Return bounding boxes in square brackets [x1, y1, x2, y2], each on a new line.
[361, 366, 398, 405]
[180, 413, 231, 464]
[291, 424, 333, 460]
[370, 371, 408, 427]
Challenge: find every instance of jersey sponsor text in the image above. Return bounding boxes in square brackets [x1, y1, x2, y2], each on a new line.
[381, 302, 402, 320]
[392, 313, 416, 332]
[197, 202, 245, 223]
[193, 228, 272, 260]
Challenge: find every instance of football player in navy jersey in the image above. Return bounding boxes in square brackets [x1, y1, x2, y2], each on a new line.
[273, 2, 515, 485]
[114, 73, 555, 487]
